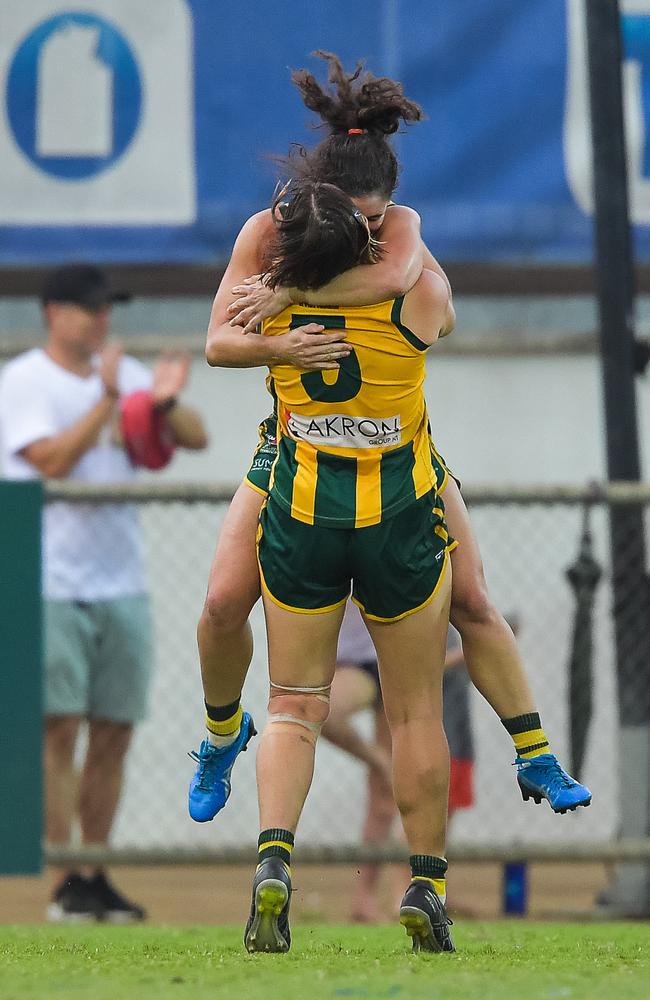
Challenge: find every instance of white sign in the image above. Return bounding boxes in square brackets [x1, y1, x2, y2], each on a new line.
[0, 1, 196, 225]
[37, 23, 113, 157]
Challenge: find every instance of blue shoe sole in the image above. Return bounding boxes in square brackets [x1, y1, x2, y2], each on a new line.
[518, 778, 592, 814]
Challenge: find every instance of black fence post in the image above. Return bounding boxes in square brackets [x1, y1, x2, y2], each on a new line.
[585, 0, 650, 915]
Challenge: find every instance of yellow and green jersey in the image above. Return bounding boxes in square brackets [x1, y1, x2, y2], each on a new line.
[262, 296, 436, 528]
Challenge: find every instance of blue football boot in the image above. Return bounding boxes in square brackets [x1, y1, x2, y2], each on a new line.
[516, 753, 592, 814]
[188, 712, 256, 822]
[244, 856, 292, 953]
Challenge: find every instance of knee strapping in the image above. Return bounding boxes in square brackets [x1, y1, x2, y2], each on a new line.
[266, 682, 332, 744]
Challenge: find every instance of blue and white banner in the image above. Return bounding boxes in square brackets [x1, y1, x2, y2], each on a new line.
[2, 0, 650, 264]
[1, 1, 194, 237]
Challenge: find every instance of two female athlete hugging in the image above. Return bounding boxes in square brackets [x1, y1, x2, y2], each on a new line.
[189, 51, 591, 955]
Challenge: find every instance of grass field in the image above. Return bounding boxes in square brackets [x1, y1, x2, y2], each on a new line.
[1, 922, 648, 1000]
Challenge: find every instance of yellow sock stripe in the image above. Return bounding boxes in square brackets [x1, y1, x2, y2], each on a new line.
[512, 728, 548, 750]
[412, 875, 447, 896]
[206, 705, 243, 737]
[258, 840, 294, 854]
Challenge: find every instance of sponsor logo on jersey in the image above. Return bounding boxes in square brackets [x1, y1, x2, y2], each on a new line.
[287, 412, 402, 449]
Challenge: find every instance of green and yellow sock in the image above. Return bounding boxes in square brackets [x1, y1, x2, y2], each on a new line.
[257, 828, 294, 873]
[409, 854, 447, 903]
[205, 698, 242, 747]
[502, 712, 550, 760]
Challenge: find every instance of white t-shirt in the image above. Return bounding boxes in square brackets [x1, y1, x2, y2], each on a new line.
[0, 348, 152, 601]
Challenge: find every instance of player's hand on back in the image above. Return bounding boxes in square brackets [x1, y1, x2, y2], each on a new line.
[275, 324, 351, 371]
[227, 275, 291, 334]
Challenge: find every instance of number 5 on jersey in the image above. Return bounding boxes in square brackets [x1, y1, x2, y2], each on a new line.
[291, 314, 361, 403]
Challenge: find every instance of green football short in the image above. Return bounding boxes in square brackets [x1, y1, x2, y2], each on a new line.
[257, 490, 452, 623]
[45, 595, 152, 723]
[245, 413, 278, 496]
[245, 412, 457, 497]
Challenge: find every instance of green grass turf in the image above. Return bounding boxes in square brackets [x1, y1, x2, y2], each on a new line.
[1, 923, 648, 1000]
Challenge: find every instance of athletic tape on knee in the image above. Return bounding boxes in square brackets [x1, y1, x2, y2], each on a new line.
[270, 681, 331, 705]
[267, 712, 323, 735]
[266, 682, 332, 742]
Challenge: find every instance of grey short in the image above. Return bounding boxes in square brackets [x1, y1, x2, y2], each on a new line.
[44, 595, 152, 723]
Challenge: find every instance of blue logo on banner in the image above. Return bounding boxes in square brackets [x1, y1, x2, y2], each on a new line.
[6, 12, 142, 180]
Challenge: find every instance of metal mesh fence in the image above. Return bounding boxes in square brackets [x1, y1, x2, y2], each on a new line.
[43, 482, 650, 863]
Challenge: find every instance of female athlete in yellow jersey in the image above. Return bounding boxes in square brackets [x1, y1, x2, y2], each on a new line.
[249, 174, 456, 953]
[190, 53, 590, 857]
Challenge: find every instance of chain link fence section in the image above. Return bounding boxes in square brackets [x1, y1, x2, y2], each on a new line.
[43, 482, 650, 862]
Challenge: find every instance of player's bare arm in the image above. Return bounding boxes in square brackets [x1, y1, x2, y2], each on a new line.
[399, 269, 453, 347]
[227, 205, 424, 334]
[205, 211, 351, 371]
[420, 241, 455, 336]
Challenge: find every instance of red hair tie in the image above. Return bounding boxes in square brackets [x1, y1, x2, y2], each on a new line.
[347, 128, 366, 135]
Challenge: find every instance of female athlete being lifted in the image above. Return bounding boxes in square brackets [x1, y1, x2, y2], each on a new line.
[189, 51, 591, 862]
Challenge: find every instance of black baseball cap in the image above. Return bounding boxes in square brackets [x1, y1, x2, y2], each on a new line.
[41, 264, 131, 310]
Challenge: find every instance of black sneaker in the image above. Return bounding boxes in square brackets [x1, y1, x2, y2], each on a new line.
[46, 872, 103, 924]
[88, 871, 147, 923]
[399, 880, 455, 953]
[244, 857, 292, 953]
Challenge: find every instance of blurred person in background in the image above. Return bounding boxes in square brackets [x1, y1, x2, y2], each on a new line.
[0, 264, 207, 923]
[323, 603, 475, 924]
[190, 51, 591, 834]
